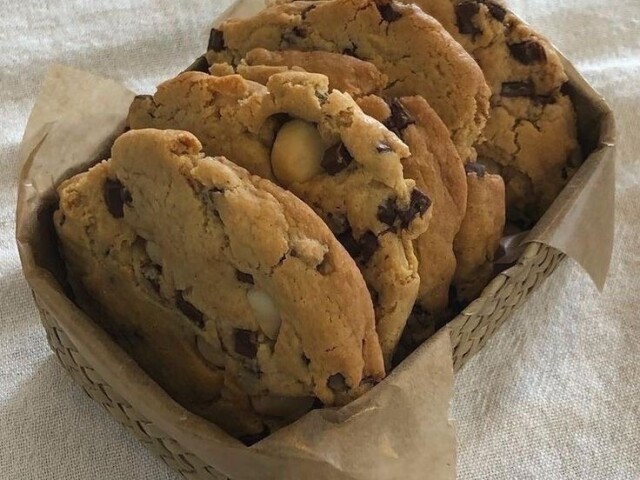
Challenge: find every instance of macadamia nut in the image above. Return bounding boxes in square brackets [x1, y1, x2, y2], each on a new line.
[271, 120, 325, 186]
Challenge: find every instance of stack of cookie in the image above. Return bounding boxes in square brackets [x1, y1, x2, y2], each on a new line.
[53, 0, 580, 442]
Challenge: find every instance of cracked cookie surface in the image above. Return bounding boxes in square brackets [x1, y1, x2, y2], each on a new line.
[403, 0, 580, 224]
[55, 128, 384, 437]
[128, 71, 431, 366]
[205, 0, 490, 162]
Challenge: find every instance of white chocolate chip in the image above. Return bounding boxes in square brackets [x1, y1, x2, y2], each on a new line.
[195, 336, 225, 368]
[271, 119, 325, 187]
[145, 241, 163, 265]
[247, 289, 281, 340]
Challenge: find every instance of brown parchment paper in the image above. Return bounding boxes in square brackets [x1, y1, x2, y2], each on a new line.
[16, 64, 457, 480]
[216, 0, 616, 291]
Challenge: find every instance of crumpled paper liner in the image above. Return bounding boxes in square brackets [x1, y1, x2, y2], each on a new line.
[14, 0, 615, 477]
[16, 64, 456, 480]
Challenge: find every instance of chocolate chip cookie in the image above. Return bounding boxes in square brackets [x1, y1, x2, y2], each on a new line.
[205, 0, 491, 162]
[403, 0, 581, 224]
[55, 128, 385, 437]
[128, 71, 431, 366]
[452, 162, 506, 304]
[358, 94, 467, 318]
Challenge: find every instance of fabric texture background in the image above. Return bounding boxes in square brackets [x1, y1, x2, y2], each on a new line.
[0, 0, 638, 478]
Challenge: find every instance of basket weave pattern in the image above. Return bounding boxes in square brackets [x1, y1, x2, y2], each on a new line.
[34, 241, 564, 479]
[36, 296, 229, 480]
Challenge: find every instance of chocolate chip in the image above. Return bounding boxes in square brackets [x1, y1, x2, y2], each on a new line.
[191, 55, 210, 73]
[337, 228, 361, 258]
[235, 270, 254, 285]
[501, 80, 535, 97]
[176, 291, 205, 329]
[377, 197, 398, 227]
[465, 162, 486, 178]
[377, 1, 402, 23]
[385, 98, 415, 136]
[321, 143, 353, 175]
[239, 426, 270, 446]
[327, 373, 348, 392]
[509, 41, 547, 65]
[455, 0, 481, 35]
[376, 142, 392, 153]
[485, 1, 507, 21]
[398, 189, 431, 228]
[234, 329, 258, 358]
[337, 228, 379, 264]
[560, 81, 573, 96]
[104, 178, 131, 218]
[208, 28, 225, 52]
[359, 231, 379, 264]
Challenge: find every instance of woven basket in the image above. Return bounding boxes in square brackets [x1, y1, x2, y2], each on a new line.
[31, 240, 564, 479]
[19, 9, 613, 476]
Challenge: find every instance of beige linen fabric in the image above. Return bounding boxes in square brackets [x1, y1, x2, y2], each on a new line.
[0, 0, 638, 478]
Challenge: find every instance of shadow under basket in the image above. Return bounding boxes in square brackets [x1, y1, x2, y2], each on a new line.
[19, 43, 614, 480]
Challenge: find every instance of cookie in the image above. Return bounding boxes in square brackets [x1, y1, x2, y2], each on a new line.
[128, 71, 431, 366]
[55, 128, 385, 437]
[452, 162, 506, 304]
[358, 94, 467, 317]
[206, 0, 491, 162]
[403, 0, 580, 224]
[240, 48, 388, 97]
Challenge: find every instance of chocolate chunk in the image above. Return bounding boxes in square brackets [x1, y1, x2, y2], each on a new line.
[176, 291, 205, 329]
[337, 228, 361, 258]
[359, 231, 379, 264]
[377, 2, 402, 23]
[485, 1, 507, 21]
[234, 329, 258, 358]
[376, 142, 392, 153]
[501, 80, 535, 97]
[509, 41, 547, 65]
[208, 28, 225, 52]
[321, 143, 353, 175]
[385, 98, 415, 136]
[239, 426, 270, 446]
[235, 270, 254, 285]
[398, 189, 431, 228]
[327, 373, 348, 392]
[560, 81, 573, 96]
[465, 162, 487, 178]
[455, 1, 481, 35]
[103, 178, 131, 218]
[377, 197, 398, 227]
[190, 55, 210, 73]
[337, 228, 379, 264]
